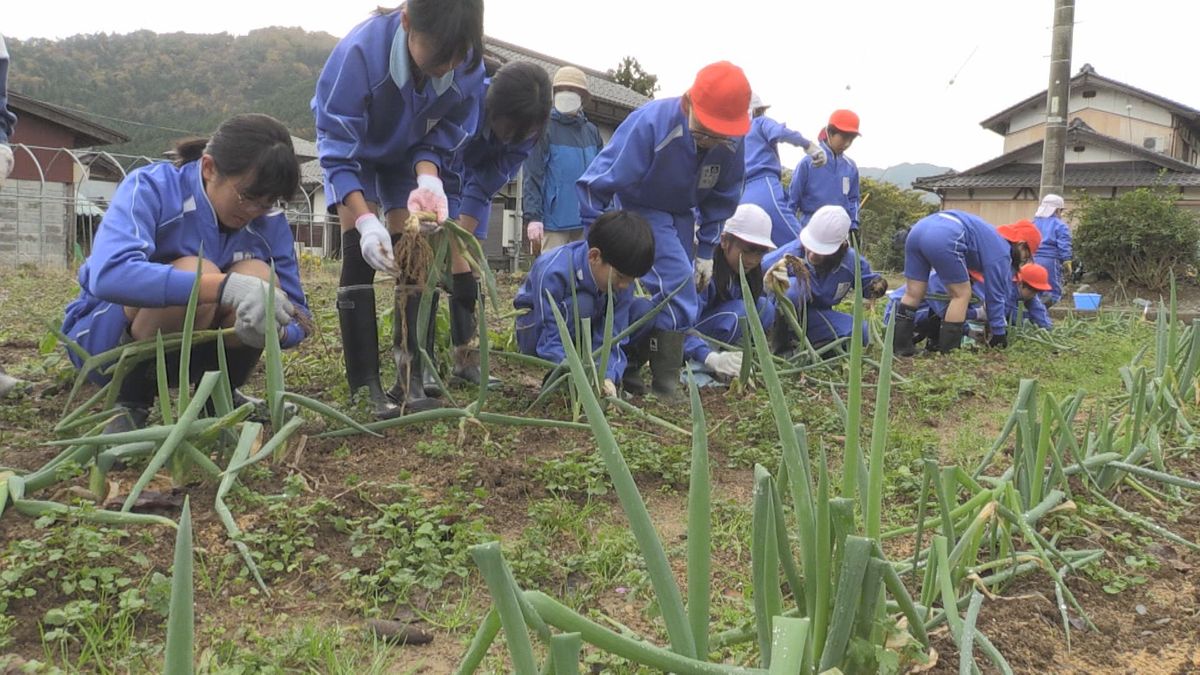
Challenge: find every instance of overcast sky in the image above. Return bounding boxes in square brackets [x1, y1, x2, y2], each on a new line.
[5, 0, 1194, 172]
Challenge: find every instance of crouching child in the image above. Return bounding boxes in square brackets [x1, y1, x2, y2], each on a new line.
[514, 210, 655, 396]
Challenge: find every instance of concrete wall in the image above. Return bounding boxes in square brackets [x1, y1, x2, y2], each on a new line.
[940, 197, 1040, 228]
[0, 179, 73, 267]
[1003, 110, 1176, 155]
[1000, 84, 1192, 163]
[1007, 87, 1174, 134]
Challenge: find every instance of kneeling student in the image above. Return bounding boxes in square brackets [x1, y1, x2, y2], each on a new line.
[680, 203, 777, 384]
[763, 204, 886, 352]
[514, 210, 655, 396]
[62, 114, 311, 433]
[1006, 263, 1053, 329]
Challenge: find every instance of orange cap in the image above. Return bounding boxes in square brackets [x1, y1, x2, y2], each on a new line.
[828, 109, 861, 135]
[997, 220, 1042, 257]
[1017, 263, 1052, 292]
[687, 61, 752, 136]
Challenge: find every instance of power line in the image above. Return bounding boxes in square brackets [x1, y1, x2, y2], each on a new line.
[41, 99, 202, 135]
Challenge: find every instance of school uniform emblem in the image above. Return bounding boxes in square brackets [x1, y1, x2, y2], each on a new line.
[699, 165, 721, 189]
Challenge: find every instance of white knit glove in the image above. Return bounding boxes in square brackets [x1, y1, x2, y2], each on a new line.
[355, 213, 396, 273]
[0, 144, 13, 183]
[704, 351, 743, 380]
[806, 142, 828, 168]
[219, 273, 294, 349]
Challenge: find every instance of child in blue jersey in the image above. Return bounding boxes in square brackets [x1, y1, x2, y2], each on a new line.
[893, 211, 1041, 355]
[886, 263, 1053, 350]
[514, 210, 655, 397]
[1031, 194, 1073, 306]
[61, 114, 310, 433]
[741, 93, 826, 247]
[312, 0, 485, 419]
[788, 109, 861, 233]
[0, 34, 22, 398]
[681, 203, 777, 383]
[523, 66, 604, 254]
[394, 61, 549, 408]
[577, 61, 751, 399]
[1007, 263, 1054, 329]
[763, 205, 887, 351]
[0, 34, 15, 184]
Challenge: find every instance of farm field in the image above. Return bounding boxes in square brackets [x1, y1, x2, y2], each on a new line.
[1, 261, 1198, 674]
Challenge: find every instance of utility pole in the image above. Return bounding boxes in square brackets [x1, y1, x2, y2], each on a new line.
[1039, 0, 1075, 199]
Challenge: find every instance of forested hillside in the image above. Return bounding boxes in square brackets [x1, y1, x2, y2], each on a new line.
[7, 28, 339, 155]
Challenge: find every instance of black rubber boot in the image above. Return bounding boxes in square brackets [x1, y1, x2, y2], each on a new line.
[914, 315, 941, 350]
[647, 329, 684, 401]
[449, 272, 501, 389]
[387, 289, 443, 413]
[104, 360, 155, 435]
[621, 334, 651, 396]
[936, 320, 965, 354]
[892, 303, 919, 357]
[337, 285, 403, 420]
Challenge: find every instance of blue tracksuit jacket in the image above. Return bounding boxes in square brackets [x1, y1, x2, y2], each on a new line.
[787, 140, 859, 230]
[683, 271, 775, 364]
[513, 240, 633, 382]
[62, 160, 311, 366]
[522, 109, 602, 232]
[445, 81, 538, 240]
[904, 210, 1014, 336]
[0, 35, 16, 143]
[1032, 215, 1073, 303]
[780, 246, 879, 345]
[742, 116, 809, 246]
[576, 97, 745, 331]
[311, 12, 485, 209]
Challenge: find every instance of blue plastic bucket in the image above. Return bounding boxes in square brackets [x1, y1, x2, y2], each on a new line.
[1073, 292, 1101, 311]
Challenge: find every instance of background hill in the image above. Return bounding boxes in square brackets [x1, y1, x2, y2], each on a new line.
[859, 162, 953, 204]
[7, 28, 339, 156]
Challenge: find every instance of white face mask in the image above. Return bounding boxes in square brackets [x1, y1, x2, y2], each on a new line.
[554, 91, 582, 115]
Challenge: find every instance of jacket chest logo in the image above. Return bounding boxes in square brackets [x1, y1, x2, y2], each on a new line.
[426, 118, 441, 134]
[698, 165, 721, 189]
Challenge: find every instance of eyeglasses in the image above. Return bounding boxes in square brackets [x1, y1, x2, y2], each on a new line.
[690, 127, 736, 152]
[236, 189, 286, 213]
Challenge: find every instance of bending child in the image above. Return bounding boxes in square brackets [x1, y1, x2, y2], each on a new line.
[514, 211, 655, 397]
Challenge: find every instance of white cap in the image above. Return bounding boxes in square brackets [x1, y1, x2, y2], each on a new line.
[1035, 193, 1065, 218]
[724, 203, 777, 250]
[749, 92, 768, 113]
[799, 205, 851, 255]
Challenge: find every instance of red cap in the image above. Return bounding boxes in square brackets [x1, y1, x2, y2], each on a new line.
[1017, 263, 1052, 292]
[828, 109, 861, 135]
[688, 61, 751, 136]
[997, 220, 1042, 257]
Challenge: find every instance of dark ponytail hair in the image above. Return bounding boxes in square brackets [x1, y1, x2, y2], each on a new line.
[377, 0, 484, 72]
[486, 62, 552, 144]
[174, 113, 300, 202]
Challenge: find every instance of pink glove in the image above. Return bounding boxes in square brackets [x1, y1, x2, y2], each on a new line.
[526, 221, 544, 243]
[407, 174, 449, 223]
